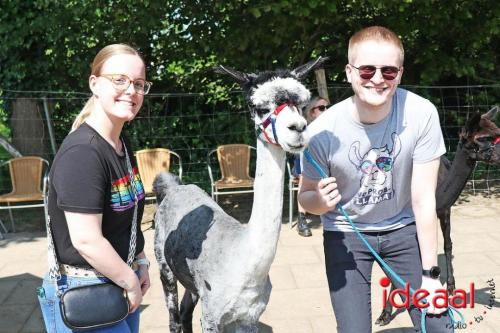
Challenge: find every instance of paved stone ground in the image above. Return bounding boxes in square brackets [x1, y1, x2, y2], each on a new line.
[1, 193, 499, 332]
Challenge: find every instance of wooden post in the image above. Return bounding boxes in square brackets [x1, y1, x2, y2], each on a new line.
[43, 97, 58, 155]
[314, 68, 329, 103]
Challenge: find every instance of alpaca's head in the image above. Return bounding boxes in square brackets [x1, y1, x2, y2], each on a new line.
[216, 57, 328, 153]
[459, 106, 500, 163]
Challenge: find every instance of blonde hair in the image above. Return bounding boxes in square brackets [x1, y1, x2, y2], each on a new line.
[71, 44, 144, 132]
[348, 26, 404, 66]
[303, 96, 328, 124]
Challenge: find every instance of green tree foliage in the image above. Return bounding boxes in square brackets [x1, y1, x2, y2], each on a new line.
[1, 0, 499, 93]
[0, 0, 499, 186]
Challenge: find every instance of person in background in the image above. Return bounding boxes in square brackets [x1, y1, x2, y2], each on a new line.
[294, 96, 330, 237]
[299, 26, 452, 332]
[38, 43, 152, 332]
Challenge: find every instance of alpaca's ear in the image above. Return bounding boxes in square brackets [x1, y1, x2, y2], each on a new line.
[482, 106, 499, 120]
[214, 65, 256, 86]
[464, 112, 482, 135]
[291, 56, 329, 80]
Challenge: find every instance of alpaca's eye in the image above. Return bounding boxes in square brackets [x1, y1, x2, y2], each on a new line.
[254, 108, 269, 118]
[476, 137, 492, 143]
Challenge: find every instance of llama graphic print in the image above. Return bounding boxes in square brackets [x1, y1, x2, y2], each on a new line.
[348, 132, 401, 206]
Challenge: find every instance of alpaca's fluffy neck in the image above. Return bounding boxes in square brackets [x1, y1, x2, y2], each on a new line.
[246, 139, 286, 272]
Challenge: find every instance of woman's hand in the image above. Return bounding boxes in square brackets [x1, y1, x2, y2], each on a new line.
[125, 278, 143, 313]
[139, 265, 151, 296]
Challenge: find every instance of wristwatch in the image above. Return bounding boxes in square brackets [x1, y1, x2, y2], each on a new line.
[136, 258, 150, 269]
[422, 266, 441, 279]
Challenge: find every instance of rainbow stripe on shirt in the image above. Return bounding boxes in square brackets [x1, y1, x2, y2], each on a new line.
[110, 167, 145, 212]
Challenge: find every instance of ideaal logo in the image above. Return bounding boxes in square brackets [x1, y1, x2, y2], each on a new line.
[379, 277, 497, 330]
[379, 276, 474, 310]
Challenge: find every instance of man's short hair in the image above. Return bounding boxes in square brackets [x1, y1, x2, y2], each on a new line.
[348, 26, 404, 65]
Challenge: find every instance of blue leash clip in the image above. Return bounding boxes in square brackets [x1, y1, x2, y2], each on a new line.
[303, 148, 465, 333]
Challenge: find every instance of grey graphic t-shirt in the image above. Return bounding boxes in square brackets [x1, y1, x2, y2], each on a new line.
[302, 88, 446, 232]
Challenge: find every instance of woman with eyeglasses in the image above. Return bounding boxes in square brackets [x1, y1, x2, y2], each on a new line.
[38, 44, 151, 332]
[293, 96, 330, 237]
[299, 26, 451, 332]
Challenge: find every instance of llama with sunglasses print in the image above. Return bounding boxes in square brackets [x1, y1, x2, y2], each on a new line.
[349, 132, 401, 206]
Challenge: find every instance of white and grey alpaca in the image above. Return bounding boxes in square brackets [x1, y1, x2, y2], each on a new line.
[153, 58, 328, 333]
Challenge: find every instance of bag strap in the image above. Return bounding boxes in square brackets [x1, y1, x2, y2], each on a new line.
[123, 140, 138, 266]
[47, 138, 139, 280]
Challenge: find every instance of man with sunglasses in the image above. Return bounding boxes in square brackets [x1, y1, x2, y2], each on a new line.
[299, 26, 451, 332]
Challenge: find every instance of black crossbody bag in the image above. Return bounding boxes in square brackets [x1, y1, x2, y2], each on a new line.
[59, 282, 129, 331]
[45, 140, 139, 331]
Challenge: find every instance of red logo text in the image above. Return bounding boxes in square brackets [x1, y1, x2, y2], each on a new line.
[379, 276, 475, 309]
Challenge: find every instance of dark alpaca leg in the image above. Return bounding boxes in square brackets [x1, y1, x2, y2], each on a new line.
[375, 282, 395, 326]
[180, 291, 199, 333]
[159, 263, 182, 333]
[439, 209, 455, 293]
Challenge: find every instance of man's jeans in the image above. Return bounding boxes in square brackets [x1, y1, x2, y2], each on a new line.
[38, 273, 140, 333]
[324, 223, 452, 333]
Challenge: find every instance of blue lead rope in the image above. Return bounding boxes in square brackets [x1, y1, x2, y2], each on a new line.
[303, 148, 464, 333]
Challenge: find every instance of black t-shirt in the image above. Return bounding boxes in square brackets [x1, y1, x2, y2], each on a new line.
[48, 123, 145, 267]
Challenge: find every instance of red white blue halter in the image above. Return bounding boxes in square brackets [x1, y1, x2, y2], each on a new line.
[256, 101, 298, 145]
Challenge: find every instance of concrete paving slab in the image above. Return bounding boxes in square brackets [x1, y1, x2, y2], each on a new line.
[309, 316, 337, 333]
[0, 279, 17, 305]
[0, 194, 499, 332]
[269, 265, 298, 290]
[273, 245, 321, 266]
[20, 305, 45, 333]
[290, 263, 328, 289]
[260, 317, 313, 333]
[0, 304, 36, 333]
[2, 278, 41, 305]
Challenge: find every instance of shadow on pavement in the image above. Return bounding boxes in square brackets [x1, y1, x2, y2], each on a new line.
[0, 273, 44, 333]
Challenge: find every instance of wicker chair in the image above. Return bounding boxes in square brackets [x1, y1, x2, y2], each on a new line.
[135, 148, 182, 201]
[0, 156, 49, 234]
[207, 144, 255, 202]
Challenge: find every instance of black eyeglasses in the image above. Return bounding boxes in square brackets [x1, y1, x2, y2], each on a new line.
[313, 105, 331, 112]
[99, 74, 152, 95]
[350, 65, 400, 81]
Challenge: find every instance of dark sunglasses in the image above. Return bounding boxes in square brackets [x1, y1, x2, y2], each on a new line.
[313, 105, 331, 112]
[350, 64, 400, 80]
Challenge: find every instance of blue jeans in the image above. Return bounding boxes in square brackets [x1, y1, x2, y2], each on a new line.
[37, 273, 140, 333]
[324, 223, 452, 333]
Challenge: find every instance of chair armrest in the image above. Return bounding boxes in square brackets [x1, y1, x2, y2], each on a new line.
[206, 149, 217, 184]
[169, 150, 183, 181]
[42, 159, 50, 192]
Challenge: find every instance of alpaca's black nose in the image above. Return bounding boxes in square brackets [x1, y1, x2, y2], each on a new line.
[288, 124, 306, 133]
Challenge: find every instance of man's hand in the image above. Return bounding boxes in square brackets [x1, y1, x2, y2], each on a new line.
[318, 177, 341, 209]
[421, 276, 448, 314]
